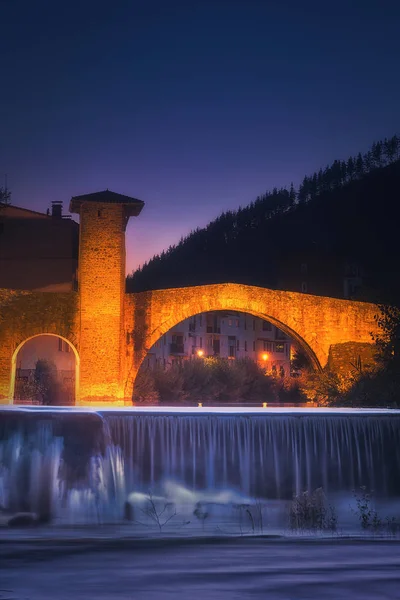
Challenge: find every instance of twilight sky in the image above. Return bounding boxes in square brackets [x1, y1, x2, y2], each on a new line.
[1, 0, 399, 273]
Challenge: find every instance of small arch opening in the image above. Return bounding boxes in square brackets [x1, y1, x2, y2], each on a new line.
[11, 334, 79, 406]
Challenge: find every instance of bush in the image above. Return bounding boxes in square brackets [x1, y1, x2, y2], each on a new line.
[289, 488, 337, 532]
[133, 357, 279, 404]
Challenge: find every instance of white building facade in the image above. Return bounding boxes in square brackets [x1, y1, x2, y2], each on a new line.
[145, 311, 291, 377]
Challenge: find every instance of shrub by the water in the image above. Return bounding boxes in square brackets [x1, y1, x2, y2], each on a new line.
[289, 488, 338, 532]
[133, 357, 292, 405]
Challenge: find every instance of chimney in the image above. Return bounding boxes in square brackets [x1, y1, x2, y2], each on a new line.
[51, 201, 63, 219]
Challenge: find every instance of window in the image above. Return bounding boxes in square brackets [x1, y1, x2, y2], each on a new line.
[58, 338, 63, 351]
[253, 341, 256, 351]
[263, 341, 272, 352]
[244, 341, 247, 351]
[235, 319, 239, 328]
[228, 336, 236, 358]
[301, 282, 308, 293]
[275, 342, 285, 353]
[199, 315, 203, 327]
[228, 319, 232, 326]
[262, 321, 272, 331]
[213, 339, 220, 355]
[64, 341, 70, 353]
[200, 337, 203, 348]
[236, 339, 239, 350]
[244, 319, 247, 330]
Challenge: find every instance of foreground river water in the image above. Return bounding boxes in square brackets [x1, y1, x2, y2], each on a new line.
[2, 536, 400, 599]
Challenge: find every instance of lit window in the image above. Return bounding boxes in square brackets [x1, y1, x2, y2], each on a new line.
[275, 342, 285, 353]
[228, 319, 232, 326]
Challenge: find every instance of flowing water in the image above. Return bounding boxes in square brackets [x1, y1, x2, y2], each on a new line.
[1, 407, 400, 529]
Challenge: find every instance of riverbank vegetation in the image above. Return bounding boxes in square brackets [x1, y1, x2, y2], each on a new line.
[133, 357, 307, 406]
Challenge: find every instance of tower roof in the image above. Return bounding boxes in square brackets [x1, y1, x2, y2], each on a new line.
[69, 190, 144, 217]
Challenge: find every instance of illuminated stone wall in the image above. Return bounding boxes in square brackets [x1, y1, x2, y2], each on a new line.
[78, 202, 126, 401]
[123, 284, 380, 399]
[0, 289, 79, 402]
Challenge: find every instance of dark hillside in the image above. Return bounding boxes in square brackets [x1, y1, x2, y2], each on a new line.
[127, 137, 400, 303]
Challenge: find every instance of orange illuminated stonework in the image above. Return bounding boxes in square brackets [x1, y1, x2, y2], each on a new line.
[0, 190, 382, 405]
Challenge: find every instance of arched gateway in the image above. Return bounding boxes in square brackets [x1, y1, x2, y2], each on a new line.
[0, 190, 380, 405]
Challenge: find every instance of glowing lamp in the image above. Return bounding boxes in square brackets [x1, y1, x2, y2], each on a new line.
[197, 349, 204, 357]
[262, 402, 268, 408]
[262, 353, 269, 361]
[198, 402, 203, 408]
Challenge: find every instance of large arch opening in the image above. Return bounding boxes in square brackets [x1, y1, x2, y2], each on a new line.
[10, 334, 79, 405]
[133, 309, 318, 405]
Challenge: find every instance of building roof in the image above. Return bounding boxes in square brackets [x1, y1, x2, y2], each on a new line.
[69, 190, 144, 217]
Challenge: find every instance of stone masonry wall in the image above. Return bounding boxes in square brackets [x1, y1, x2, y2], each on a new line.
[0, 288, 78, 402]
[78, 202, 126, 401]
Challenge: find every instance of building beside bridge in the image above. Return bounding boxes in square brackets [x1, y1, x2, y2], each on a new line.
[146, 311, 291, 377]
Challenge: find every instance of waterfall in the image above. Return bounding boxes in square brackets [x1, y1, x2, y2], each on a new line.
[1, 409, 400, 525]
[104, 413, 400, 499]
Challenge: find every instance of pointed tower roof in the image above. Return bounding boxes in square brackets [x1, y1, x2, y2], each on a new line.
[69, 190, 144, 217]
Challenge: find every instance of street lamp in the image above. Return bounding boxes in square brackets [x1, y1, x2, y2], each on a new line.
[197, 349, 204, 357]
[261, 353, 269, 376]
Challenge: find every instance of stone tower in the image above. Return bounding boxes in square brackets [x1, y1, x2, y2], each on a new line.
[70, 190, 144, 402]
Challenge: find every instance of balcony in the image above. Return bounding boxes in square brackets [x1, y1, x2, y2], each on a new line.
[206, 326, 221, 334]
[170, 343, 185, 355]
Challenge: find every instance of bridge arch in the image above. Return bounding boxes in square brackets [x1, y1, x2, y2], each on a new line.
[10, 333, 80, 405]
[144, 308, 321, 373]
[125, 282, 380, 398]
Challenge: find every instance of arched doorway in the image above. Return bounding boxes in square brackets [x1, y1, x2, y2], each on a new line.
[11, 334, 79, 405]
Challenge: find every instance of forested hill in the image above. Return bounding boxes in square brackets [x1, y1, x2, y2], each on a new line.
[127, 136, 400, 302]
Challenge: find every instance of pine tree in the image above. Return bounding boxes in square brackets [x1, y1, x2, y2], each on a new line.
[289, 182, 296, 206]
[347, 156, 355, 180]
[355, 153, 364, 178]
[372, 141, 383, 168]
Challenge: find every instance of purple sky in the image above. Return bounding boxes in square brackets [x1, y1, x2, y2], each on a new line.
[1, 0, 399, 273]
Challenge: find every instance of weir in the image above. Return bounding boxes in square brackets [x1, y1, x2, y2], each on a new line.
[1, 407, 400, 527]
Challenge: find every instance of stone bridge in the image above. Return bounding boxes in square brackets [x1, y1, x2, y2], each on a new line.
[0, 191, 381, 405]
[0, 283, 380, 405]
